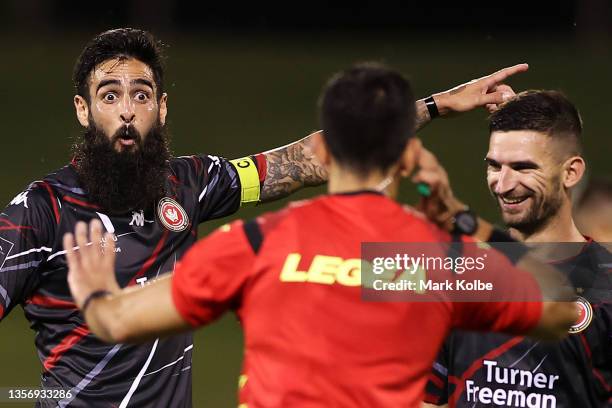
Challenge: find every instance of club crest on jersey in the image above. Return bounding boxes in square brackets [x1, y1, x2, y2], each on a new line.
[157, 198, 189, 232]
[569, 296, 593, 334]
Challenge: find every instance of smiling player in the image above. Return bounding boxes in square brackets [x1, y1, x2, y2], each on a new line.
[424, 90, 611, 408]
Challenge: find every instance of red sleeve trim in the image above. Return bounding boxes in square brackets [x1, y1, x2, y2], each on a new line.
[253, 154, 267, 183]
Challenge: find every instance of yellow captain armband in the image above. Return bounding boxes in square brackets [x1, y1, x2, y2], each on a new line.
[230, 157, 261, 206]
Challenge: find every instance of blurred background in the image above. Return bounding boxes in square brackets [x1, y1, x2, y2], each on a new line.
[0, 1, 610, 406]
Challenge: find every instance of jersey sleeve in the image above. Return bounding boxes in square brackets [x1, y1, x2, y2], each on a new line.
[175, 154, 265, 223]
[171, 219, 256, 327]
[450, 238, 543, 335]
[424, 338, 450, 405]
[0, 182, 58, 320]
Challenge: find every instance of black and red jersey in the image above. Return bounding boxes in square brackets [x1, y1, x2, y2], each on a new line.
[0, 154, 261, 407]
[425, 240, 612, 408]
[171, 192, 543, 407]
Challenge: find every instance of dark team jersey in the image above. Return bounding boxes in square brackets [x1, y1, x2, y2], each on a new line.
[0, 153, 263, 407]
[425, 240, 612, 408]
[170, 192, 543, 407]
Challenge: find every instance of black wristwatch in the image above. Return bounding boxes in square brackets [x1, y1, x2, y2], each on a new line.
[451, 208, 478, 235]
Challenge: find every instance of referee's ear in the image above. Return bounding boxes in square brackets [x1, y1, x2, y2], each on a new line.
[74, 95, 90, 128]
[312, 131, 332, 168]
[399, 137, 422, 177]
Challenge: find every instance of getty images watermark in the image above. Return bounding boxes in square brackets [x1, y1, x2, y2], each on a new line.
[360, 242, 575, 302]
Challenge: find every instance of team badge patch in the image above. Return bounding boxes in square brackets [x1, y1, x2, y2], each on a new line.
[569, 296, 593, 334]
[157, 198, 189, 232]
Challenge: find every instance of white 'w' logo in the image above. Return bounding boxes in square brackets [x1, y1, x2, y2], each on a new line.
[10, 191, 29, 208]
[129, 210, 145, 227]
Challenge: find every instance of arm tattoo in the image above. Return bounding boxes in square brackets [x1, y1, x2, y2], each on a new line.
[260, 133, 328, 202]
[415, 99, 432, 132]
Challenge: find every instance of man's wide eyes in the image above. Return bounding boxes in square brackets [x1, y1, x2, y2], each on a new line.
[103, 93, 117, 102]
[135, 92, 149, 102]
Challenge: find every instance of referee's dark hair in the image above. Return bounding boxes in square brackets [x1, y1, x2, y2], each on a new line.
[73, 28, 166, 103]
[319, 62, 416, 175]
[489, 90, 583, 157]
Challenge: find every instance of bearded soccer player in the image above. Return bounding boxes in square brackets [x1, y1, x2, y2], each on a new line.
[423, 91, 612, 408]
[0, 28, 527, 407]
[62, 63, 578, 407]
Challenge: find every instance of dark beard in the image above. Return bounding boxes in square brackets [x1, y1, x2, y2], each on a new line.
[504, 176, 564, 236]
[73, 122, 171, 214]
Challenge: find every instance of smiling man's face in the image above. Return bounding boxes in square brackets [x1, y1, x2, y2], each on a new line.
[486, 130, 565, 231]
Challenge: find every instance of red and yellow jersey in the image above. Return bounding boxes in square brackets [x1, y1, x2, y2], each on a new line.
[172, 191, 542, 407]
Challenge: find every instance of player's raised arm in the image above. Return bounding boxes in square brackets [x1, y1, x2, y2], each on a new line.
[415, 63, 528, 129]
[255, 64, 528, 202]
[257, 131, 328, 202]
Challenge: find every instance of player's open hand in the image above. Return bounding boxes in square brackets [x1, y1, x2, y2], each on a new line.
[433, 63, 527, 115]
[63, 220, 120, 309]
[412, 147, 467, 231]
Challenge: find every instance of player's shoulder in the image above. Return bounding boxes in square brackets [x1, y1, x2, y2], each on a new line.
[3, 164, 83, 218]
[2, 182, 63, 230]
[40, 164, 86, 196]
[5, 178, 59, 212]
[169, 155, 237, 188]
[170, 154, 226, 173]
[570, 239, 611, 279]
[584, 239, 611, 262]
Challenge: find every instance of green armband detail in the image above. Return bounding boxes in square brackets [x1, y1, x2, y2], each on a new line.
[230, 157, 261, 206]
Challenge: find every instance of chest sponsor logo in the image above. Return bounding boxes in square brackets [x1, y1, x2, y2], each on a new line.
[157, 197, 189, 232]
[569, 296, 593, 334]
[9, 191, 29, 208]
[465, 359, 559, 408]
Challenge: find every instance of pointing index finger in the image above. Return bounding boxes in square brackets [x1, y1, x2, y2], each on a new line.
[484, 63, 529, 88]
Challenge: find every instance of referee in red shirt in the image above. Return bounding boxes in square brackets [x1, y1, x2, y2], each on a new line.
[63, 63, 578, 407]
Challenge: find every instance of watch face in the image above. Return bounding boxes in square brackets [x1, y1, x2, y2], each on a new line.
[456, 212, 477, 235]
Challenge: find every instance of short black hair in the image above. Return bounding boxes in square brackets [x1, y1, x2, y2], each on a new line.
[319, 62, 416, 175]
[489, 90, 583, 156]
[73, 28, 166, 102]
